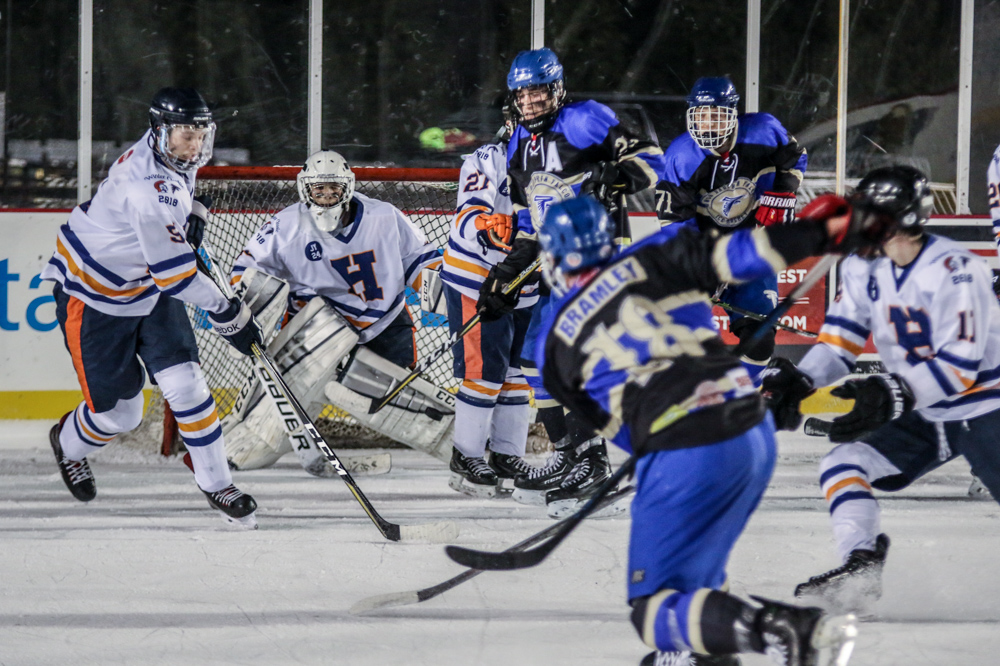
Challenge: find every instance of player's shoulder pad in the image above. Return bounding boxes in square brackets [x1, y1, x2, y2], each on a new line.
[838, 253, 878, 285]
[467, 143, 505, 179]
[553, 100, 620, 149]
[923, 235, 985, 279]
[737, 112, 789, 146]
[660, 133, 704, 182]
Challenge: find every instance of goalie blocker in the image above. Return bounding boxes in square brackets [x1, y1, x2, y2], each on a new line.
[223, 270, 455, 473]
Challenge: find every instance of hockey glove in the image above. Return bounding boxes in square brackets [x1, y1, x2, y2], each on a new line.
[760, 357, 815, 431]
[581, 161, 623, 204]
[803, 193, 899, 257]
[208, 297, 263, 357]
[474, 213, 514, 252]
[827, 374, 915, 443]
[755, 191, 797, 226]
[186, 194, 212, 249]
[477, 262, 522, 321]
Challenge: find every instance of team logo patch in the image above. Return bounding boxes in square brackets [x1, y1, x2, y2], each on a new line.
[526, 172, 575, 231]
[944, 255, 968, 272]
[867, 275, 880, 301]
[304, 241, 323, 261]
[153, 180, 180, 194]
[701, 177, 756, 228]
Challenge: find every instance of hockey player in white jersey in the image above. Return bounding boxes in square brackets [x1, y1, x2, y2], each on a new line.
[988, 143, 1000, 251]
[40, 87, 262, 528]
[224, 150, 451, 475]
[439, 119, 539, 497]
[763, 165, 1000, 611]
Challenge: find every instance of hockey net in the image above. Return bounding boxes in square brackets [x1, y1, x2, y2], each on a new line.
[119, 166, 463, 456]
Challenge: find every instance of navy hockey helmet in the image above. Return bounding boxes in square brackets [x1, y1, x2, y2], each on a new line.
[539, 196, 614, 290]
[506, 48, 566, 133]
[686, 76, 740, 151]
[148, 87, 216, 173]
[854, 165, 934, 230]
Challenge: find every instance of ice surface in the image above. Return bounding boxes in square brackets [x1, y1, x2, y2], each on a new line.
[2, 418, 1000, 665]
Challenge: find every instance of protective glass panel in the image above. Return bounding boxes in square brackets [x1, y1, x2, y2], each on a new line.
[970, 0, 1000, 215]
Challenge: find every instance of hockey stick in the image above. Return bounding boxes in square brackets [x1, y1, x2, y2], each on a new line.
[350, 484, 636, 614]
[195, 241, 457, 543]
[446, 253, 839, 571]
[803, 417, 833, 437]
[368, 256, 542, 415]
[712, 298, 818, 338]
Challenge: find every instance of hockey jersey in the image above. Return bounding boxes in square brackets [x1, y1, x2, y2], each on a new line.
[537, 220, 829, 456]
[988, 144, 1000, 250]
[440, 143, 537, 307]
[798, 235, 1000, 422]
[40, 131, 229, 317]
[655, 113, 807, 232]
[507, 100, 665, 236]
[230, 194, 441, 343]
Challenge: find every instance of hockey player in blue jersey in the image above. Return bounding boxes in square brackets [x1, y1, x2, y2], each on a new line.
[656, 76, 807, 385]
[478, 47, 666, 515]
[535, 194, 882, 665]
[40, 88, 262, 528]
[763, 166, 1000, 613]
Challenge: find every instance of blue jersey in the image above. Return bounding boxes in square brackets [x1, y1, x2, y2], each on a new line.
[536, 220, 827, 456]
[655, 112, 807, 232]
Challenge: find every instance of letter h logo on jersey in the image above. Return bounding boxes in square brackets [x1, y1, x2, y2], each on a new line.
[330, 251, 383, 302]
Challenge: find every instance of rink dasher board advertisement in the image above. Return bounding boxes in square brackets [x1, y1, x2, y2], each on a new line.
[0, 211, 995, 417]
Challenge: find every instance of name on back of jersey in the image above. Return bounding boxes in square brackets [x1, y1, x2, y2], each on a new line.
[554, 256, 646, 345]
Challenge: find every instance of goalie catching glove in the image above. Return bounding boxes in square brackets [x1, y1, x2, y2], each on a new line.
[760, 357, 815, 431]
[209, 297, 263, 356]
[827, 374, 915, 443]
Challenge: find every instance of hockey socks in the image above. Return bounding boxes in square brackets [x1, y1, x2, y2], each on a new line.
[60, 394, 144, 461]
[631, 589, 762, 655]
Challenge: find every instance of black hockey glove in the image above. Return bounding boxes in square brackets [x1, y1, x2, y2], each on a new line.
[186, 194, 212, 249]
[208, 297, 263, 357]
[477, 262, 522, 322]
[581, 161, 624, 205]
[827, 374, 915, 443]
[760, 357, 815, 431]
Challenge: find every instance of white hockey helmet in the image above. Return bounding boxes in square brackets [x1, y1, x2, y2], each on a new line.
[297, 150, 356, 232]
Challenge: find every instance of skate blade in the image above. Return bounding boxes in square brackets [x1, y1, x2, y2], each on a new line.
[448, 473, 497, 499]
[811, 613, 858, 666]
[218, 510, 259, 530]
[546, 495, 630, 520]
[495, 478, 515, 497]
[511, 487, 546, 506]
[399, 520, 459, 543]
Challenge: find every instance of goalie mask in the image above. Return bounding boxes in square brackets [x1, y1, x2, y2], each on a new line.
[297, 150, 356, 233]
[686, 76, 740, 152]
[149, 87, 216, 173]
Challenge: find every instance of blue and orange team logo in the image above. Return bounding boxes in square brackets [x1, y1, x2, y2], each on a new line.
[153, 180, 180, 193]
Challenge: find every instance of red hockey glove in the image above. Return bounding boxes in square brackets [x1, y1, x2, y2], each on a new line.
[755, 191, 797, 226]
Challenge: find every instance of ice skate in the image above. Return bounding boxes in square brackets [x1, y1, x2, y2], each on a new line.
[49, 412, 97, 502]
[794, 534, 889, 614]
[488, 451, 533, 496]
[968, 474, 993, 500]
[203, 484, 258, 529]
[511, 436, 577, 506]
[545, 441, 624, 519]
[751, 596, 857, 666]
[640, 650, 741, 665]
[448, 448, 499, 499]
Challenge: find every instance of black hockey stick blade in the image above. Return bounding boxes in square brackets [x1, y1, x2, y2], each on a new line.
[445, 461, 636, 571]
[803, 417, 833, 437]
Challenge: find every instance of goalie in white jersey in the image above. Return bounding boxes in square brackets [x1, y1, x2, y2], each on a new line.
[439, 129, 539, 498]
[763, 165, 1000, 611]
[39, 87, 262, 528]
[223, 150, 451, 476]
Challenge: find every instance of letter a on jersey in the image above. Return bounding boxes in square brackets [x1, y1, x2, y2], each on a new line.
[330, 251, 383, 301]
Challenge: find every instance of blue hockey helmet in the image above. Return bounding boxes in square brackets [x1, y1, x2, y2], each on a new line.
[506, 48, 566, 132]
[148, 87, 216, 173]
[539, 196, 614, 290]
[686, 76, 740, 151]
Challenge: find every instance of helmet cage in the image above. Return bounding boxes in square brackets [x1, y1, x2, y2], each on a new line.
[686, 105, 738, 150]
[152, 122, 216, 173]
[510, 81, 565, 132]
[296, 150, 356, 232]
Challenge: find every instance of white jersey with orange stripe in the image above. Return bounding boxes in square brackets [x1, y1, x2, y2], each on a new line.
[440, 143, 538, 308]
[989, 144, 1000, 250]
[39, 131, 229, 317]
[230, 195, 441, 343]
[798, 235, 1000, 421]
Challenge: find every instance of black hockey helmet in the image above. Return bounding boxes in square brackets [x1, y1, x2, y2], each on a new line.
[853, 165, 934, 230]
[148, 87, 216, 173]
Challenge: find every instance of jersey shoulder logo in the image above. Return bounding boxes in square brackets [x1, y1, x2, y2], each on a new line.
[305, 241, 323, 261]
[153, 180, 181, 194]
[943, 255, 969, 273]
[701, 177, 756, 228]
[867, 275, 880, 301]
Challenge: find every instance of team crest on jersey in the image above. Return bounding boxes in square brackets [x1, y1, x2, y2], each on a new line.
[305, 241, 323, 261]
[867, 275, 880, 301]
[499, 177, 510, 197]
[153, 180, 181, 194]
[701, 177, 756, 228]
[944, 255, 968, 272]
[526, 172, 575, 231]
